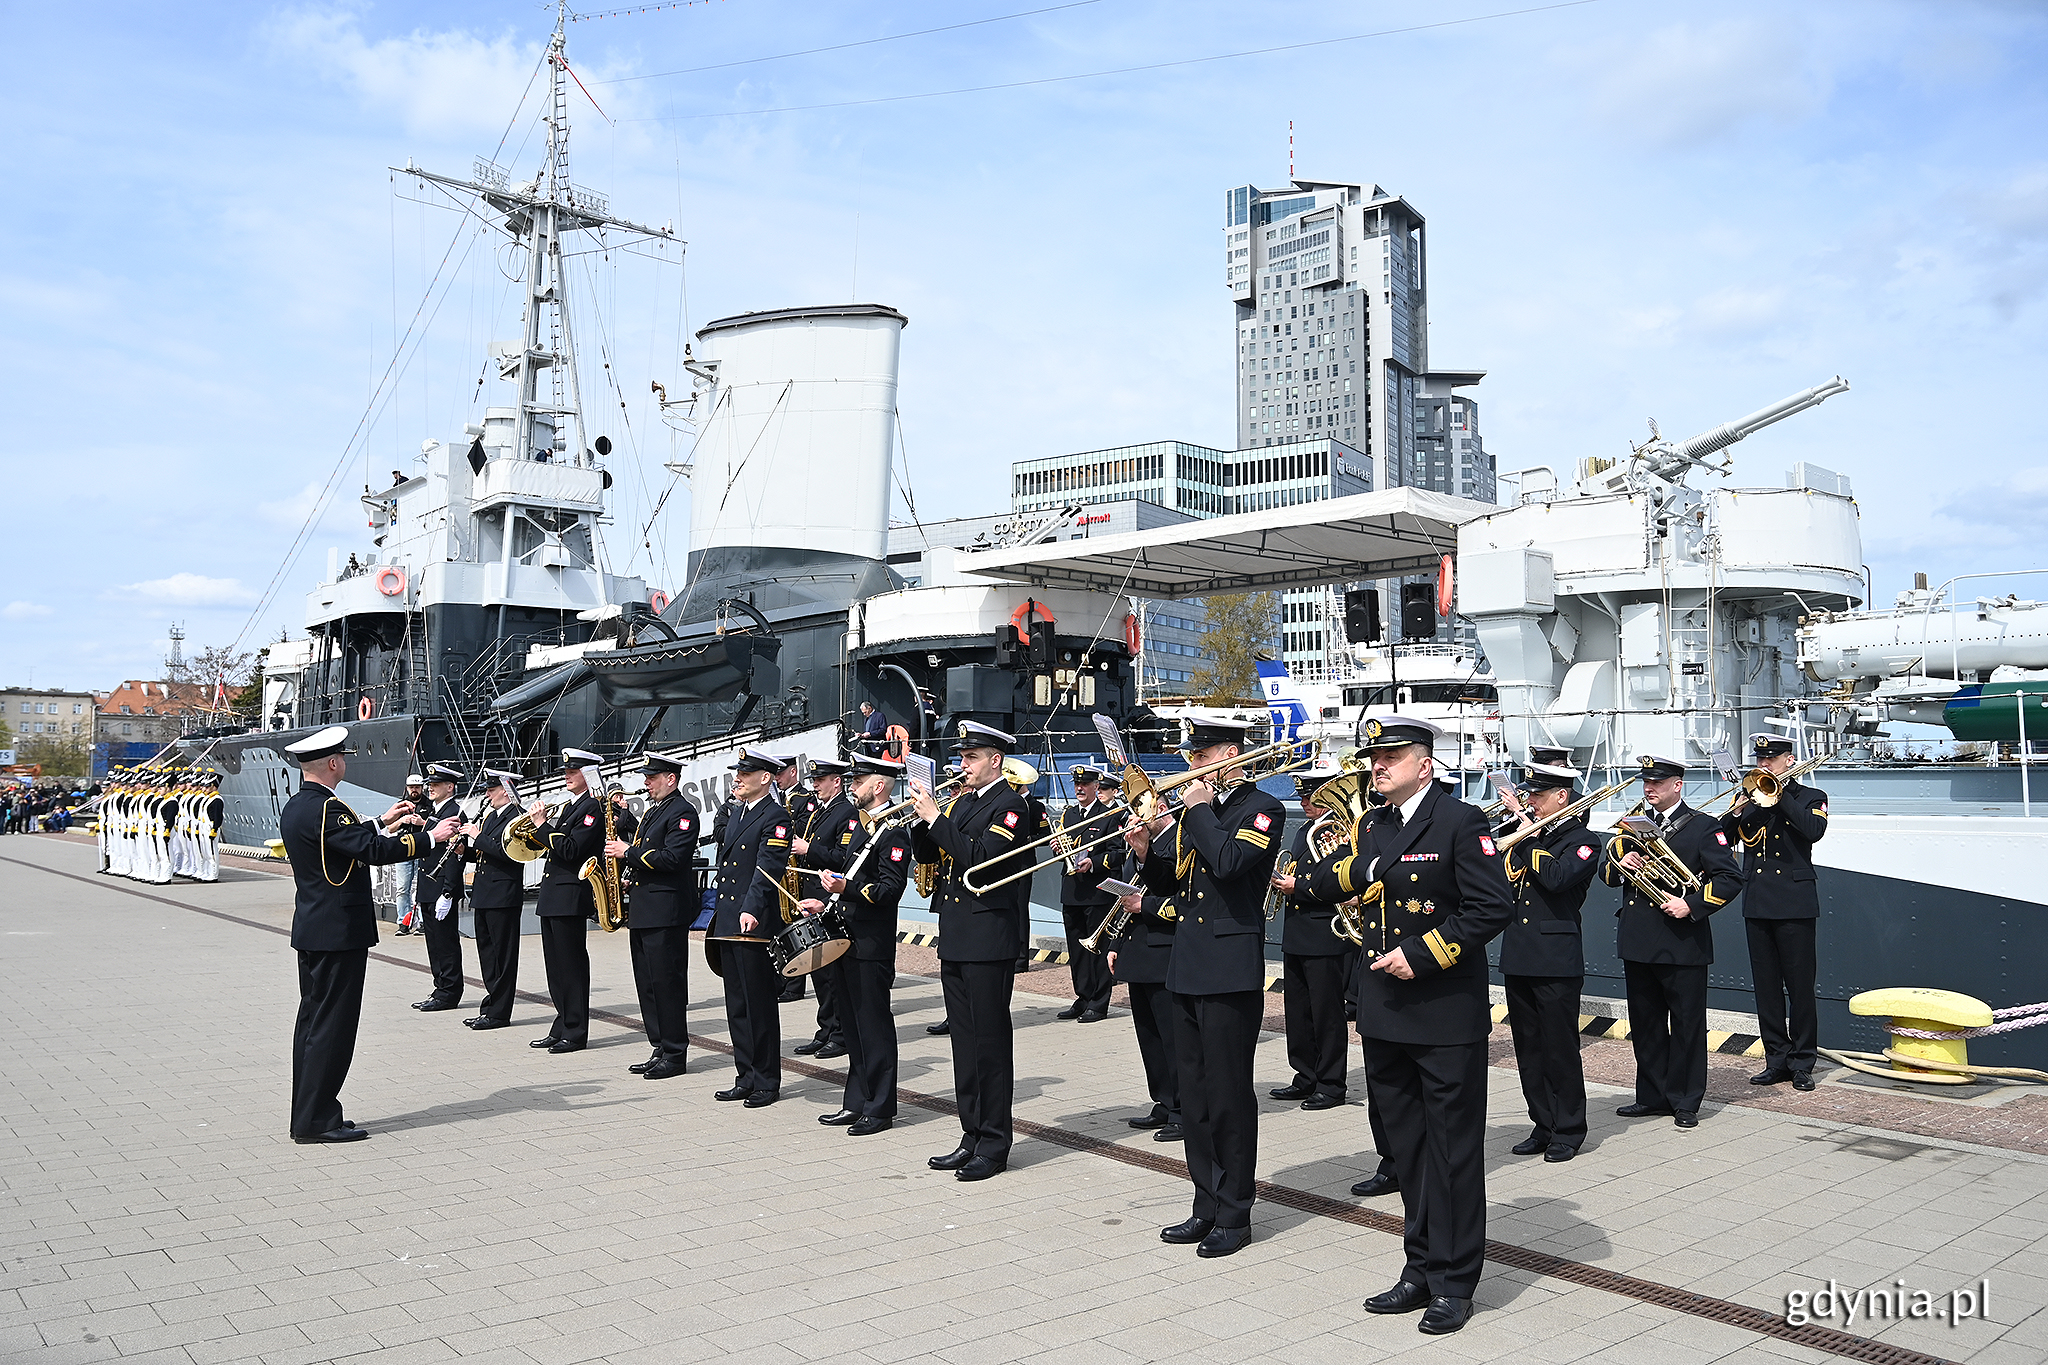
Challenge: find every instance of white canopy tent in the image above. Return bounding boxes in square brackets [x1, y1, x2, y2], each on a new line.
[952, 487, 1497, 600]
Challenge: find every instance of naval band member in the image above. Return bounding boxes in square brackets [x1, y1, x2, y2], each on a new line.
[1300, 715, 1514, 1334]
[804, 754, 913, 1135]
[1727, 733, 1829, 1091]
[791, 757, 854, 1058]
[1057, 766, 1123, 1023]
[527, 749, 607, 1055]
[462, 770, 526, 1031]
[1496, 762, 1602, 1161]
[913, 721, 1030, 1183]
[1103, 829, 1180, 1141]
[279, 726, 459, 1143]
[1269, 769, 1350, 1111]
[711, 748, 793, 1106]
[1122, 717, 1286, 1259]
[1601, 754, 1744, 1129]
[411, 763, 469, 1013]
[607, 751, 701, 1079]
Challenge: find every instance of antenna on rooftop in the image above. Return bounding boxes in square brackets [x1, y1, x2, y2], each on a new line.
[165, 623, 188, 684]
[1289, 121, 1294, 180]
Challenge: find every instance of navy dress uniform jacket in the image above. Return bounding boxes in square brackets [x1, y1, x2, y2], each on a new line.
[1303, 784, 1515, 1045]
[623, 792, 702, 929]
[1496, 815, 1601, 978]
[535, 792, 606, 918]
[711, 799, 792, 935]
[1140, 782, 1287, 996]
[466, 804, 527, 911]
[1600, 803, 1744, 965]
[282, 785, 432, 951]
[802, 793, 857, 876]
[1280, 819, 1347, 957]
[914, 781, 1030, 963]
[414, 797, 467, 909]
[1058, 799, 1126, 907]
[836, 820, 912, 960]
[1729, 781, 1828, 920]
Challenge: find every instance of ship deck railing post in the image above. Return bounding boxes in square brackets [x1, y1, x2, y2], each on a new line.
[2021, 685, 2032, 818]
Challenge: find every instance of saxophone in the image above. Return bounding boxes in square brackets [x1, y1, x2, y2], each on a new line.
[582, 796, 626, 932]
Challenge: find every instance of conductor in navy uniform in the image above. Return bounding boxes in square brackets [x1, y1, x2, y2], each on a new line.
[410, 762, 469, 1013]
[279, 726, 459, 1144]
[1119, 717, 1287, 1260]
[526, 749, 607, 1055]
[1300, 716, 1515, 1334]
[462, 770, 526, 1031]
[1495, 762, 1603, 1161]
[912, 721, 1030, 1182]
[1726, 733, 1828, 1091]
[710, 748, 793, 1106]
[607, 751, 700, 1079]
[1601, 754, 1745, 1129]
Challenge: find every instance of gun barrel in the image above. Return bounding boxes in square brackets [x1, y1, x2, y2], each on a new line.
[1676, 376, 1850, 463]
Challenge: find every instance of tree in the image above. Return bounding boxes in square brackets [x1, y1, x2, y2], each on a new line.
[1191, 591, 1279, 705]
[18, 735, 90, 778]
[192, 644, 257, 711]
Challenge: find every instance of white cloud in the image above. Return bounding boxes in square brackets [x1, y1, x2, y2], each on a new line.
[2, 601, 53, 621]
[112, 574, 257, 607]
[258, 482, 327, 529]
[265, 7, 549, 138]
[1579, 19, 1832, 149]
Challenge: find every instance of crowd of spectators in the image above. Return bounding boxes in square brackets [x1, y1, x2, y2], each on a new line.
[0, 782, 90, 833]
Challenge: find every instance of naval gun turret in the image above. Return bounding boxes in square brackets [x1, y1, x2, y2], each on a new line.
[1581, 376, 1851, 497]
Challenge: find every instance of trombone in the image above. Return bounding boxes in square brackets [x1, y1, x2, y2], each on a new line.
[1493, 778, 1638, 855]
[1693, 754, 1828, 818]
[961, 736, 1321, 896]
[856, 758, 1035, 833]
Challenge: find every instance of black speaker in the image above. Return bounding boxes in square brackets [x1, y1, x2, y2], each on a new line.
[1400, 582, 1437, 640]
[1343, 588, 1381, 644]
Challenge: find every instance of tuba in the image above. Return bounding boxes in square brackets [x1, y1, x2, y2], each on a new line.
[582, 796, 626, 932]
[1301, 761, 1383, 948]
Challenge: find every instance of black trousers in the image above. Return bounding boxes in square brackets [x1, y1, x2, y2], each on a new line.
[723, 942, 782, 1093]
[472, 906, 521, 1023]
[1062, 905, 1113, 1012]
[1126, 980, 1181, 1123]
[538, 915, 590, 1046]
[1624, 960, 1709, 1114]
[1747, 917, 1818, 1072]
[1172, 990, 1262, 1229]
[940, 959, 1015, 1159]
[1504, 974, 1587, 1147]
[833, 955, 899, 1117]
[291, 948, 368, 1138]
[1364, 1078, 1396, 1179]
[418, 893, 464, 1003]
[1369, 1035, 1490, 1298]
[630, 925, 691, 1065]
[1282, 952, 1348, 1098]
[1341, 946, 1361, 1016]
[811, 956, 846, 1045]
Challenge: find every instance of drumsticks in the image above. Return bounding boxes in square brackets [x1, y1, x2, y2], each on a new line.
[756, 866, 809, 916]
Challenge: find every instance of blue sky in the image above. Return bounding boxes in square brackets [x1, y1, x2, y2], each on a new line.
[6, 0, 2046, 691]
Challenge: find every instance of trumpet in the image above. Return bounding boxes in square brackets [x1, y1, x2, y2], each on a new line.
[504, 797, 572, 863]
[1694, 755, 1828, 817]
[1493, 778, 1638, 855]
[1605, 814, 1703, 902]
[962, 736, 1321, 896]
[859, 775, 966, 832]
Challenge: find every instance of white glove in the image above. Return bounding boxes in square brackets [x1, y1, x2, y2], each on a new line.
[434, 895, 453, 920]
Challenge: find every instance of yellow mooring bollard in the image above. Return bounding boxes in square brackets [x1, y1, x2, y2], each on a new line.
[1848, 987, 1995, 1075]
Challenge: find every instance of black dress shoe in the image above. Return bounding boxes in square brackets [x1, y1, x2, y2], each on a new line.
[847, 1116, 892, 1137]
[1616, 1103, 1673, 1118]
[1792, 1071, 1816, 1091]
[1197, 1225, 1249, 1258]
[928, 1145, 974, 1171]
[293, 1126, 369, 1145]
[1418, 1296, 1473, 1335]
[714, 1086, 754, 1102]
[466, 1017, 509, 1031]
[814, 1042, 848, 1059]
[1076, 1011, 1107, 1024]
[1351, 1172, 1400, 1198]
[1749, 1066, 1793, 1086]
[1159, 1217, 1213, 1245]
[1126, 1111, 1169, 1130]
[1269, 1083, 1314, 1101]
[743, 1091, 779, 1108]
[1362, 1281, 1431, 1314]
[925, 1021, 951, 1036]
[413, 998, 460, 1012]
[530, 1036, 563, 1049]
[1544, 1143, 1577, 1163]
[629, 1056, 657, 1074]
[819, 1109, 859, 1126]
[1300, 1094, 1344, 1111]
[793, 1040, 824, 1055]
[955, 1155, 1006, 1182]
[1511, 1135, 1550, 1156]
[1153, 1124, 1185, 1143]
[548, 1040, 584, 1054]
[1674, 1111, 1699, 1128]
[777, 985, 806, 1004]
[642, 1059, 687, 1080]
[1056, 1005, 1083, 1020]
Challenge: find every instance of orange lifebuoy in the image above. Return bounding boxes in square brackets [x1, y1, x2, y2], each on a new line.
[649, 590, 671, 614]
[1010, 598, 1056, 644]
[1123, 612, 1140, 655]
[375, 565, 407, 597]
[1436, 554, 1455, 618]
[357, 696, 374, 721]
[884, 724, 910, 761]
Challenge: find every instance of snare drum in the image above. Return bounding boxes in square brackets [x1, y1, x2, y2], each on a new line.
[768, 913, 850, 978]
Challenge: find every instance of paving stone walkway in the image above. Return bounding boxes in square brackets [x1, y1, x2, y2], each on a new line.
[3, 834, 2045, 1364]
